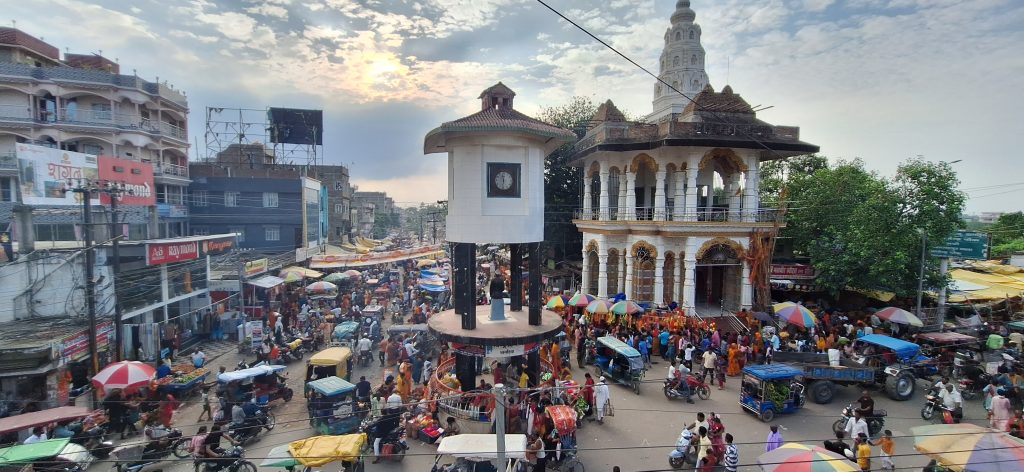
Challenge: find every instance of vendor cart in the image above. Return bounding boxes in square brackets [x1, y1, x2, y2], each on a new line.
[155, 368, 209, 398]
[740, 363, 806, 422]
[545, 405, 583, 472]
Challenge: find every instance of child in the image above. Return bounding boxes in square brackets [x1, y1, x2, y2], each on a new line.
[198, 387, 213, 421]
[871, 429, 895, 471]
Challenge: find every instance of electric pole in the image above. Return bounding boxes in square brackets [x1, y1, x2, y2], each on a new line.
[494, 383, 507, 466]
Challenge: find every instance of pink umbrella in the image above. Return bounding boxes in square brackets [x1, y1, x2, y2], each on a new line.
[91, 361, 156, 392]
[875, 307, 924, 327]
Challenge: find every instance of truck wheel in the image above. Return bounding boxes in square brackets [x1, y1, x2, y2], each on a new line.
[885, 372, 915, 401]
[759, 408, 775, 422]
[810, 381, 835, 404]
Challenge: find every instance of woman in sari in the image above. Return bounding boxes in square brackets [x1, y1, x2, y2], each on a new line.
[158, 394, 178, 428]
[726, 343, 741, 376]
[708, 413, 726, 456]
[398, 361, 412, 402]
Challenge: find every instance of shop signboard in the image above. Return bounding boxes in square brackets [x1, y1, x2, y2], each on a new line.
[931, 231, 989, 260]
[146, 240, 200, 265]
[61, 321, 114, 362]
[15, 143, 99, 206]
[243, 258, 269, 277]
[770, 264, 816, 279]
[97, 156, 155, 205]
[201, 235, 236, 256]
[485, 344, 525, 357]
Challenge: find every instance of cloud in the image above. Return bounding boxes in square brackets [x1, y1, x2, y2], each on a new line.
[800, 0, 835, 12]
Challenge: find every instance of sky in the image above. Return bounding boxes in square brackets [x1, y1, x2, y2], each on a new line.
[9, 0, 1023, 213]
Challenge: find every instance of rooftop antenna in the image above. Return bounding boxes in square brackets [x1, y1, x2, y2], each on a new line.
[11, 20, 16, 29]
[726, 56, 731, 85]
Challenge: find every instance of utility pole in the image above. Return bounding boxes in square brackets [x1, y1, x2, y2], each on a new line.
[493, 383, 507, 466]
[915, 232, 927, 319]
[68, 181, 99, 399]
[108, 190, 127, 361]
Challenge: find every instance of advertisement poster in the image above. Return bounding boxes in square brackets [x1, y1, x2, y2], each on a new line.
[16, 143, 99, 206]
[248, 321, 264, 349]
[97, 156, 155, 205]
[146, 240, 200, 265]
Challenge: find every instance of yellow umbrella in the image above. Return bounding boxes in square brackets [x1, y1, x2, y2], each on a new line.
[911, 423, 1024, 472]
[416, 259, 436, 268]
[283, 272, 303, 283]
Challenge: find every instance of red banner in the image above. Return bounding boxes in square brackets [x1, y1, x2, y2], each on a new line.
[147, 241, 200, 265]
[97, 156, 155, 205]
[770, 263, 816, 279]
[61, 322, 113, 361]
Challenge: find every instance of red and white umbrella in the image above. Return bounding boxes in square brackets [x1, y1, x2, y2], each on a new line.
[875, 307, 924, 327]
[91, 361, 156, 392]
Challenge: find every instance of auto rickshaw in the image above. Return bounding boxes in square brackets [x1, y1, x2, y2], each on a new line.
[0, 438, 93, 472]
[261, 434, 367, 472]
[307, 347, 353, 383]
[333, 321, 361, 345]
[740, 363, 806, 422]
[306, 376, 361, 435]
[362, 305, 384, 342]
[218, 364, 294, 405]
[593, 336, 646, 394]
[430, 434, 528, 472]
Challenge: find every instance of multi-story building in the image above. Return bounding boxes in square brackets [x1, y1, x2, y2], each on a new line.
[352, 190, 394, 237]
[572, 0, 819, 315]
[0, 27, 191, 242]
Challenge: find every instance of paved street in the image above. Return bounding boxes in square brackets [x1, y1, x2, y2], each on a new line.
[126, 327, 993, 472]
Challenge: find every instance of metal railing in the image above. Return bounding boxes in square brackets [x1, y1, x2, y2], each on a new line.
[155, 162, 189, 177]
[0, 63, 188, 107]
[0, 152, 17, 169]
[574, 207, 783, 223]
[0, 104, 186, 140]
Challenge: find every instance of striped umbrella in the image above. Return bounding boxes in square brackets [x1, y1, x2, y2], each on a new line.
[91, 361, 155, 392]
[774, 303, 818, 328]
[545, 295, 568, 309]
[912, 423, 1024, 472]
[610, 300, 644, 316]
[568, 292, 596, 308]
[875, 307, 924, 327]
[586, 299, 612, 314]
[341, 269, 361, 278]
[306, 281, 338, 294]
[757, 443, 857, 472]
[322, 272, 346, 284]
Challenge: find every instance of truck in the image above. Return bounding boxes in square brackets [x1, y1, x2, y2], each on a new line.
[776, 334, 930, 403]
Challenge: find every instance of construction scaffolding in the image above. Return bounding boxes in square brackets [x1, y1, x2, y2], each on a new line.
[202, 106, 322, 168]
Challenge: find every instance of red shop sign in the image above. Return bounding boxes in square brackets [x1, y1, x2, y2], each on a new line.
[147, 241, 200, 265]
[97, 156, 156, 206]
[770, 264, 816, 279]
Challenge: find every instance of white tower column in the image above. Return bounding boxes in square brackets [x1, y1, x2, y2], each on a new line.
[582, 173, 593, 220]
[598, 169, 610, 220]
[620, 250, 628, 294]
[597, 253, 609, 298]
[673, 168, 685, 221]
[682, 238, 697, 312]
[625, 172, 637, 220]
[654, 170, 667, 221]
[743, 161, 760, 222]
[580, 247, 591, 294]
[727, 173, 742, 221]
[617, 175, 628, 221]
[684, 167, 698, 222]
[654, 254, 665, 305]
[674, 251, 683, 304]
[624, 248, 634, 299]
[741, 259, 753, 309]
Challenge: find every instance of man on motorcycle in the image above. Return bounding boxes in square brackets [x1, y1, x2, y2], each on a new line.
[669, 360, 694, 403]
[201, 425, 239, 469]
[854, 391, 874, 417]
[939, 383, 963, 421]
[357, 335, 372, 359]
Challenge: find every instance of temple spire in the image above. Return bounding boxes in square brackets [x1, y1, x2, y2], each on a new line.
[649, 0, 710, 121]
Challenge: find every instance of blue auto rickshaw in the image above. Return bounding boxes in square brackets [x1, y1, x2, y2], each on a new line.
[333, 321, 361, 345]
[593, 336, 646, 394]
[740, 363, 805, 422]
[306, 376, 361, 435]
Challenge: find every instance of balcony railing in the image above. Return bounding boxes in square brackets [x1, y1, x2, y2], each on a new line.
[0, 152, 18, 169]
[0, 62, 188, 107]
[574, 206, 783, 223]
[155, 162, 189, 177]
[0, 105, 187, 141]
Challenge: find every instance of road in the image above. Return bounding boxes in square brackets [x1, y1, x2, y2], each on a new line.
[144, 334, 990, 472]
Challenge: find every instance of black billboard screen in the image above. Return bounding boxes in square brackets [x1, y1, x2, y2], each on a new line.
[268, 108, 323, 145]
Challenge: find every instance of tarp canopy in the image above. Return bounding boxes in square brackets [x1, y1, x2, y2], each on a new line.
[247, 275, 285, 289]
[217, 364, 286, 382]
[287, 434, 367, 466]
[947, 269, 1024, 302]
[306, 376, 356, 396]
[436, 434, 528, 460]
[0, 438, 70, 465]
[0, 407, 92, 435]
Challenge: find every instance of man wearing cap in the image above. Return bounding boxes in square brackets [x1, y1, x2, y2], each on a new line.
[594, 376, 611, 424]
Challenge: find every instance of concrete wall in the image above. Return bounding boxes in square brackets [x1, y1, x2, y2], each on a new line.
[0, 250, 115, 323]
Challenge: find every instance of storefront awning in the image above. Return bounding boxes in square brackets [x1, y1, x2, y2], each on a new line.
[247, 275, 285, 289]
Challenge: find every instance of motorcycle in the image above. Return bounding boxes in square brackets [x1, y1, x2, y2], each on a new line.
[362, 418, 408, 463]
[958, 373, 992, 400]
[141, 425, 191, 459]
[195, 445, 256, 472]
[355, 396, 372, 420]
[391, 311, 404, 325]
[230, 409, 276, 445]
[358, 349, 373, 367]
[663, 376, 710, 403]
[582, 339, 596, 367]
[277, 344, 301, 363]
[668, 429, 695, 469]
[921, 385, 944, 421]
[69, 423, 114, 459]
[831, 404, 886, 438]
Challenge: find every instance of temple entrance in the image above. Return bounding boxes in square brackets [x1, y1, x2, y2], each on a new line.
[631, 244, 656, 303]
[695, 242, 741, 312]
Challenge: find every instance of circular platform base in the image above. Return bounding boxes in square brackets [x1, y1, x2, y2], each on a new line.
[427, 305, 564, 346]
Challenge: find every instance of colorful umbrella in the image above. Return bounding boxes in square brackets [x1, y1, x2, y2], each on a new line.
[283, 272, 304, 284]
[91, 361, 155, 392]
[568, 292, 596, 308]
[323, 272, 346, 284]
[875, 307, 924, 327]
[753, 311, 774, 323]
[306, 281, 338, 294]
[772, 301, 797, 312]
[586, 299, 612, 314]
[545, 295, 568, 309]
[774, 304, 818, 328]
[610, 300, 644, 316]
[280, 267, 323, 279]
[416, 259, 436, 268]
[757, 443, 857, 472]
[912, 423, 1024, 472]
[341, 269, 361, 278]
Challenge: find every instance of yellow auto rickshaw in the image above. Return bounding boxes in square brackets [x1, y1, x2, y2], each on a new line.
[307, 347, 353, 383]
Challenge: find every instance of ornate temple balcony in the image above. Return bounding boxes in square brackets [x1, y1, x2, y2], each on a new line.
[573, 207, 783, 224]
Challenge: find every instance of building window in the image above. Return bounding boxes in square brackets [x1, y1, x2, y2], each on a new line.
[229, 227, 245, 242]
[675, 31, 681, 41]
[193, 227, 210, 236]
[265, 226, 280, 241]
[691, 54, 697, 65]
[673, 56, 680, 67]
[82, 143, 103, 155]
[91, 103, 112, 121]
[128, 224, 148, 240]
[34, 224, 77, 241]
[334, 203, 346, 214]
[224, 191, 239, 207]
[263, 192, 279, 208]
[689, 30, 695, 39]
[193, 190, 208, 207]
[0, 178, 13, 202]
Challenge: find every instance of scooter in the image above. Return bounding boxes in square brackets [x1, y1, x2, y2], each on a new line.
[921, 386, 944, 421]
[194, 445, 255, 472]
[831, 404, 886, 438]
[142, 425, 190, 459]
[668, 429, 695, 469]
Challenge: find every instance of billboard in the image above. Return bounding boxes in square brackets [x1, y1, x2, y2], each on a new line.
[931, 231, 990, 260]
[146, 240, 200, 265]
[302, 177, 323, 249]
[97, 156, 156, 205]
[268, 108, 323, 145]
[16, 143, 98, 206]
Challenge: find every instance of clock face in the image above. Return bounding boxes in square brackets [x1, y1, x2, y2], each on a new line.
[486, 162, 521, 198]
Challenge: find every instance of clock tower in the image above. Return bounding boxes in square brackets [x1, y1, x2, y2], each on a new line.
[423, 83, 574, 393]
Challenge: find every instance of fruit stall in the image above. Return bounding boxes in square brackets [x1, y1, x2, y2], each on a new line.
[153, 365, 210, 397]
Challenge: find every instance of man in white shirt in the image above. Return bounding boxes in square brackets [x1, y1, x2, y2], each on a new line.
[191, 349, 206, 368]
[844, 411, 869, 440]
[386, 392, 403, 410]
[357, 336, 372, 356]
[23, 427, 46, 444]
[683, 344, 695, 370]
[701, 349, 718, 383]
[939, 383, 963, 415]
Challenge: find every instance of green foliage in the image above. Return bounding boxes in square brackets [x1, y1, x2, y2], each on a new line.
[759, 154, 829, 207]
[992, 239, 1024, 258]
[987, 211, 1024, 249]
[782, 158, 965, 296]
[537, 96, 598, 263]
[371, 211, 400, 240]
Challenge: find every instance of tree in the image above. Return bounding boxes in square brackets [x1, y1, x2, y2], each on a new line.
[536, 96, 598, 263]
[759, 154, 829, 207]
[987, 212, 1024, 257]
[781, 158, 965, 296]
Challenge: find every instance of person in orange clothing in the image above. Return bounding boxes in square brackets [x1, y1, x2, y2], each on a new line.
[550, 341, 561, 375]
[726, 343, 741, 376]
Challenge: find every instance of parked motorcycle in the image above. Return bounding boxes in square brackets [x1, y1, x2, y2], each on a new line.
[668, 429, 695, 469]
[194, 445, 256, 472]
[358, 350, 373, 368]
[142, 425, 191, 459]
[831, 403, 886, 438]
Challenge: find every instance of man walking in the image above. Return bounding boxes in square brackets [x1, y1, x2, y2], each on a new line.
[594, 376, 610, 425]
[701, 348, 718, 384]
